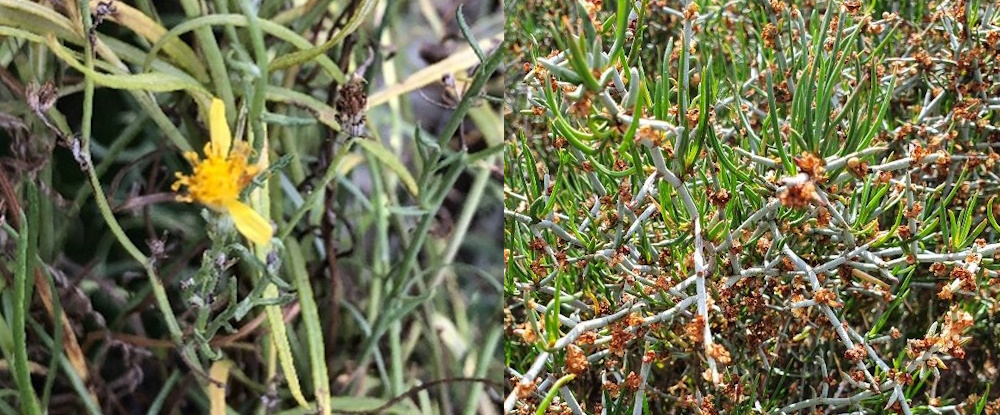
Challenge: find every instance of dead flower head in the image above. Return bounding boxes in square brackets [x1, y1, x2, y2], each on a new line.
[779, 173, 817, 209]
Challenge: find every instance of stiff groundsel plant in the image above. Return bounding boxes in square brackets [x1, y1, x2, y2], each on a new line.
[172, 98, 272, 245]
[0, 0, 502, 411]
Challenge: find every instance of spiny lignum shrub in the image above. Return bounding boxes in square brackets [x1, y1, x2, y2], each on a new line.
[504, 0, 1000, 413]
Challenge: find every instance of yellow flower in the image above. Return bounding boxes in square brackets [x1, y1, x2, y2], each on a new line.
[172, 98, 272, 245]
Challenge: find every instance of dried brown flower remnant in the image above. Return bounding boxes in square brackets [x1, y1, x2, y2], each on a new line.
[26, 82, 59, 114]
[896, 123, 914, 141]
[609, 322, 630, 356]
[708, 343, 732, 365]
[875, 170, 892, 185]
[565, 344, 589, 375]
[684, 2, 699, 20]
[939, 307, 974, 356]
[603, 380, 621, 398]
[779, 174, 817, 209]
[685, 315, 705, 343]
[816, 206, 831, 226]
[794, 152, 826, 179]
[553, 136, 567, 149]
[769, 0, 786, 14]
[519, 324, 538, 343]
[336, 74, 369, 137]
[814, 288, 842, 308]
[774, 80, 793, 102]
[897, 225, 912, 240]
[707, 187, 731, 208]
[847, 157, 869, 177]
[638, 125, 665, 147]
[910, 143, 930, 163]
[987, 152, 1000, 169]
[626, 312, 644, 327]
[698, 394, 718, 415]
[849, 369, 865, 383]
[844, 343, 866, 362]
[914, 50, 934, 71]
[891, 327, 902, 339]
[949, 0, 966, 21]
[953, 98, 980, 122]
[686, 108, 700, 126]
[755, 235, 771, 255]
[582, 0, 602, 25]
[528, 238, 548, 252]
[624, 371, 641, 390]
[950, 265, 976, 290]
[617, 180, 632, 204]
[842, 0, 862, 15]
[904, 203, 922, 219]
[762, 23, 779, 48]
[515, 377, 538, 399]
[938, 284, 956, 300]
[936, 151, 952, 170]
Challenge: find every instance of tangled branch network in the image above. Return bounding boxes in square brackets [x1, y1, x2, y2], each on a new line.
[505, 0, 1000, 413]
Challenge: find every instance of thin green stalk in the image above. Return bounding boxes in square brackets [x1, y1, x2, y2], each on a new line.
[178, 0, 235, 117]
[356, 153, 468, 367]
[249, 107, 310, 409]
[437, 46, 504, 148]
[431, 155, 493, 287]
[146, 371, 181, 415]
[25, 318, 100, 415]
[534, 374, 576, 415]
[211, 0, 251, 64]
[461, 326, 502, 415]
[676, 0, 693, 170]
[57, 114, 148, 245]
[76, 0, 201, 376]
[240, 0, 269, 157]
[39, 266, 64, 409]
[278, 139, 356, 240]
[81, 133, 202, 373]
[269, 0, 377, 71]
[375, 155, 407, 398]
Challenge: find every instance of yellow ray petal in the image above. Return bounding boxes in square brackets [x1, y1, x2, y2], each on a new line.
[225, 199, 272, 245]
[209, 98, 232, 158]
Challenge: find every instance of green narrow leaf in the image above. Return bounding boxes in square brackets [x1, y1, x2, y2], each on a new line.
[46, 34, 209, 96]
[948, 210, 959, 249]
[270, 0, 377, 71]
[766, 72, 794, 175]
[988, 196, 1000, 232]
[455, 4, 484, 62]
[355, 138, 420, 197]
[263, 285, 312, 409]
[286, 239, 331, 415]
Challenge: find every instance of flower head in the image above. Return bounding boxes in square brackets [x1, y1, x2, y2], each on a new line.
[172, 98, 272, 245]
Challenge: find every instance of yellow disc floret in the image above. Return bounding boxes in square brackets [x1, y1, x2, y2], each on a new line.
[172, 142, 259, 209]
[172, 98, 272, 246]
